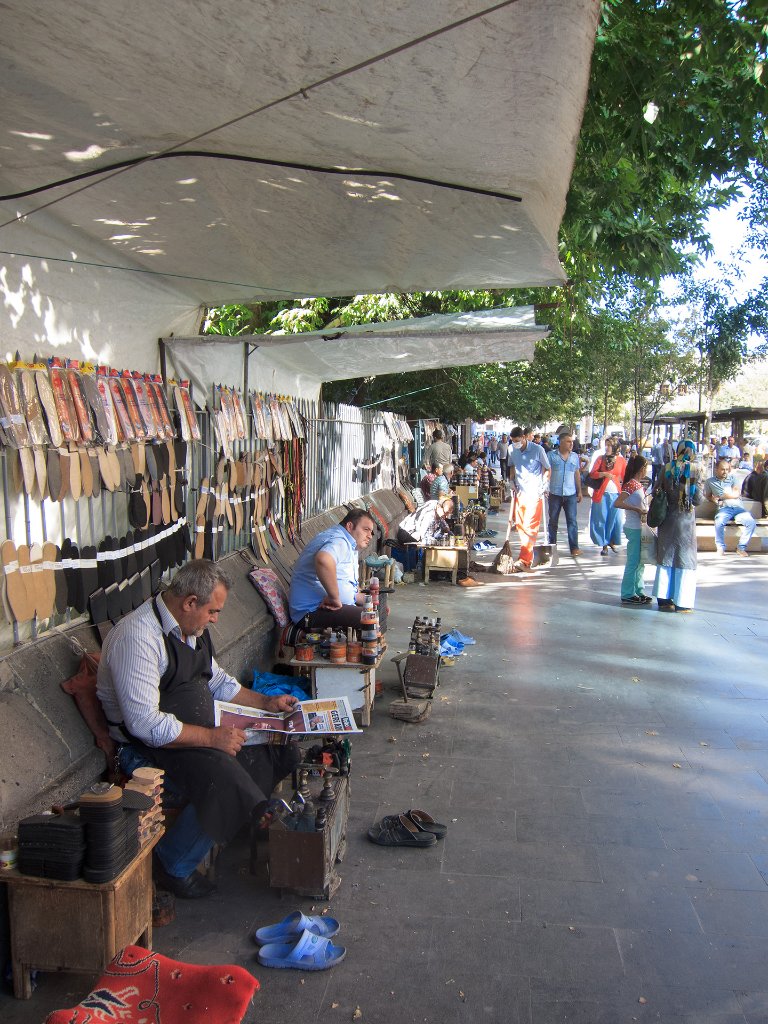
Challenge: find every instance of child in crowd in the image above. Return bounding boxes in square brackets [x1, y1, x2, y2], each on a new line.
[613, 455, 651, 606]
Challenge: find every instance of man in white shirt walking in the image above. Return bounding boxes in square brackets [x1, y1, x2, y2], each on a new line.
[547, 432, 583, 556]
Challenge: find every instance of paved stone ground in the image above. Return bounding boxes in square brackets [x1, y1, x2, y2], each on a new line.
[3, 500, 768, 1023]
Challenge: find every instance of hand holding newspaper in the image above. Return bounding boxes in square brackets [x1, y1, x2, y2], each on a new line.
[214, 696, 361, 745]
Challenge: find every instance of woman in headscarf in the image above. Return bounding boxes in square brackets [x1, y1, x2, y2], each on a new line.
[589, 438, 627, 554]
[652, 438, 702, 613]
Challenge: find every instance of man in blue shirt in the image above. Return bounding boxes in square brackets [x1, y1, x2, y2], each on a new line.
[547, 432, 583, 556]
[507, 426, 551, 571]
[289, 508, 376, 628]
[704, 459, 756, 556]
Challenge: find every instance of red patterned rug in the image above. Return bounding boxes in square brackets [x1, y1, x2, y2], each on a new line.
[44, 945, 259, 1024]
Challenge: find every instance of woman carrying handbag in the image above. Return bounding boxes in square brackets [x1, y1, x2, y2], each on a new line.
[613, 455, 651, 605]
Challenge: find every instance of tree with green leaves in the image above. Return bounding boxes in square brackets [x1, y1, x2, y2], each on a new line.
[672, 279, 758, 438]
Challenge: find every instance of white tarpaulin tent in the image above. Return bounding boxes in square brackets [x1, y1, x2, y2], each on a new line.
[0, 0, 599, 384]
[163, 305, 548, 401]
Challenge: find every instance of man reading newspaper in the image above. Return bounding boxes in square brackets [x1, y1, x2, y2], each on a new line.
[97, 560, 301, 899]
[215, 696, 361, 743]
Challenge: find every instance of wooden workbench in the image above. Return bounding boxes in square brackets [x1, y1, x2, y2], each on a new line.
[289, 647, 387, 726]
[1, 830, 161, 999]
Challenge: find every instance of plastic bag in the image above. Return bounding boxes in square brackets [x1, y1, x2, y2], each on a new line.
[640, 524, 657, 563]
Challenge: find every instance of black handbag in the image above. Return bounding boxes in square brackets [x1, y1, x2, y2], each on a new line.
[585, 472, 602, 490]
[647, 489, 669, 528]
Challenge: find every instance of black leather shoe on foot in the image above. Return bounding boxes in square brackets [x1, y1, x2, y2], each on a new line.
[153, 855, 217, 899]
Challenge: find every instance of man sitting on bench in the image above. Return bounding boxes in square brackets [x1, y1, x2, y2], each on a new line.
[289, 508, 386, 630]
[97, 559, 300, 899]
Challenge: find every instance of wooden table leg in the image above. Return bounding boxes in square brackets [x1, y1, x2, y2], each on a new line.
[12, 959, 32, 999]
[137, 920, 152, 949]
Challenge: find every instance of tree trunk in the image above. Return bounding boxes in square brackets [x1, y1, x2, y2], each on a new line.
[703, 355, 714, 443]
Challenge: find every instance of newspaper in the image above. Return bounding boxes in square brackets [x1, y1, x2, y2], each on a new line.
[214, 696, 361, 745]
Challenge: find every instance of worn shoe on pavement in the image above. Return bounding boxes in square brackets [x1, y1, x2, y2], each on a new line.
[571, 548, 582, 556]
[737, 549, 750, 557]
[368, 814, 436, 847]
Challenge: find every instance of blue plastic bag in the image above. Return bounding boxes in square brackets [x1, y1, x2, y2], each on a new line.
[251, 670, 310, 699]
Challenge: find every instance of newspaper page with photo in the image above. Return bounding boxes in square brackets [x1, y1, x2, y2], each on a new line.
[214, 697, 362, 745]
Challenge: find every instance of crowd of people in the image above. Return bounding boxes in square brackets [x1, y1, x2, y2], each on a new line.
[419, 423, 765, 606]
[92, 426, 764, 901]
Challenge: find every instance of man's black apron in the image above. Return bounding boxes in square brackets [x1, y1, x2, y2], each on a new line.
[126, 599, 264, 844]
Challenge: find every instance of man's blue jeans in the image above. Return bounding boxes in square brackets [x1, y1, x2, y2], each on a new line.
[548, 493, 579, 552]
[714, 505, 756, 550]
[118, 744, 213, 877]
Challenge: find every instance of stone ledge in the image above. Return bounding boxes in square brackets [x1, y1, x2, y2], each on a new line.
[0, 553, 276, 833]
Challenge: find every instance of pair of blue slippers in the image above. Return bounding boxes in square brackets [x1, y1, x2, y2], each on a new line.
[472, 540, 495, 551]
[254, 911, 345, 970]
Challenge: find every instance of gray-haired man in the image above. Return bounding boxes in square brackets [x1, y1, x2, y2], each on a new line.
[97, 559, 300, 898]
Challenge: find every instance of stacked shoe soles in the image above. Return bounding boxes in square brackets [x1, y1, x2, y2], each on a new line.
[17, 812, 86, 880]
[79, 787, 146, 883]
[124, 766, 165, 845]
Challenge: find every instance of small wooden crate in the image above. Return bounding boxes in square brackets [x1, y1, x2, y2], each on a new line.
[454, 484, 478, 505]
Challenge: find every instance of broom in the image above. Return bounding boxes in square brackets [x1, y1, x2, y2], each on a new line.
[493, 493, 516, 574]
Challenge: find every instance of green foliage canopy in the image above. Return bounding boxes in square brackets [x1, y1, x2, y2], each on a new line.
[203, 1, 768, 424]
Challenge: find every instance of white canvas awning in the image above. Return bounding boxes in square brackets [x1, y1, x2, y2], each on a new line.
[0, 0, 599, 380]
[162, 305, 547, 401]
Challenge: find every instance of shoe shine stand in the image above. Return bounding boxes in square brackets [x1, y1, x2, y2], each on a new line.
[422, 539, 469, 585]
[265, 767, 350, 900]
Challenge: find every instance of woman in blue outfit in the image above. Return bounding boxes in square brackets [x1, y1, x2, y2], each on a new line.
[589, 439, 627, 554]
[652, 439, 702, 613]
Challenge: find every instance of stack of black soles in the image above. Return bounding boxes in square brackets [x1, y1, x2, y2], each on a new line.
[17, 812, 85, 880]
[79, 785, 142, 883]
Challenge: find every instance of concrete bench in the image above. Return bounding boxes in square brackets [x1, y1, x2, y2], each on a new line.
[695, 497, 768, 552]
[0, 488, 409, 834]
[259, 488, 411, 593]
